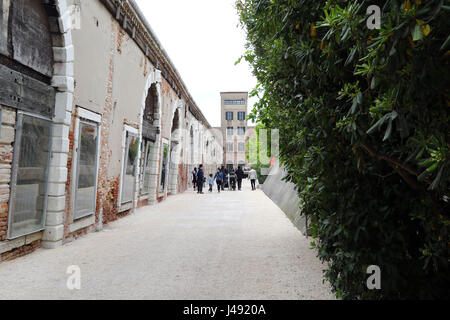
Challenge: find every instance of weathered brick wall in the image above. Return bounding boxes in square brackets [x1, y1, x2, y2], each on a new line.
[178, 163, 188, 193]
[63, 111, 76, 238]
[0, 106, 15, 242]
[96, 18, 119, 225]
[1, 240, 40, 262]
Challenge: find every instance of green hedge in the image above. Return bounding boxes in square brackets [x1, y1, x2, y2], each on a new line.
[237, 0, 449, 299]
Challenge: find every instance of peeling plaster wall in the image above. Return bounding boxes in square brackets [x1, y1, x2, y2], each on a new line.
[71, 0, 153, 230]
[72, 0, 110, 116]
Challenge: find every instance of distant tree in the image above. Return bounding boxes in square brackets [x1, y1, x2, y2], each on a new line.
[247, 123, 272, 183]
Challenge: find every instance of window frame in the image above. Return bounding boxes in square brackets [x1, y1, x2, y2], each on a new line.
[224, 99, 245, 105]
[226, 141, 234, 153]
[7, 111, 53, 240]
[237, 126, 246, 135]
[159, 139, 169, 196]
[119, 126, 139, 206]
[225, 111, 233, 121]
[140, 139, 152, 195]
[73, 118, 100, 220]
[238, 112, 246, 121]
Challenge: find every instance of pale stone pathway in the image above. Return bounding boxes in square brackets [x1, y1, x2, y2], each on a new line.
[0, 183, 334, 300]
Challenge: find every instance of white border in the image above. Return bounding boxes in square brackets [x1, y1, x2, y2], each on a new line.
[118, 126, 139, 209]
[69, 106, 102, 222]
[78, 107, 102, 123]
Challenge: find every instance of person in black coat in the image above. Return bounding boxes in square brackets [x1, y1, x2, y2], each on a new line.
[197, 165, 205, 194]
[192, 167, 197, 191]
[220, 166, 226, 190]
[236, 167, 244, 191]
[229, 169, 237, 191]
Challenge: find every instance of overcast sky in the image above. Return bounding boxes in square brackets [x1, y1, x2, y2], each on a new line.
[135, 0, 257, 127]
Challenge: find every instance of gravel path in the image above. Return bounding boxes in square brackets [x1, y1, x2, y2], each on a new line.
[0, 183, 334, 300]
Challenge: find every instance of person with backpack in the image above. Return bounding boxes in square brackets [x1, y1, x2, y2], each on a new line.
[229, 168, 237, 191]
[208, 174, 214, 192]
[214, 168, 223, 193]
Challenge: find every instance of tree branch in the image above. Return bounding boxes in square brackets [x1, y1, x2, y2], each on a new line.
[357, 143, 432, 188]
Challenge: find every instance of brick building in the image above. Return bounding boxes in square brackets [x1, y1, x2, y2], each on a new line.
[0, 0, 222, 261]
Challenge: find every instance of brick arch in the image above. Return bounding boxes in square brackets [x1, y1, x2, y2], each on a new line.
[189, 125, 194, 163]
[168, 102, 182, 195]
[143, 83, 159, 124]
[187, 120, 197, 166]
[138, 69, 163, 205]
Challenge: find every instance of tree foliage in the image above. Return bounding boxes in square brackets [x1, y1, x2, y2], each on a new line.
[246, 123, 272, 184]
[237, 0, 450, 299]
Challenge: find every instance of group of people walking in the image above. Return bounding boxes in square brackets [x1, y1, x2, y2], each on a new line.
[192, 166, 258, 194]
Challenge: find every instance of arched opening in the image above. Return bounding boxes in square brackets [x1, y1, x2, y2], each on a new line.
[168, 108, 181, 195]
[139, 79, 162, 204]
[190, 126, 194, 165]
[142, 83, 159, 141]
[171, 109, 180, 135]
[198, 131, 202, 164]
[144, 84, 157, 124]
[0, 0, 66, 241]
[189, 126, 194, 188]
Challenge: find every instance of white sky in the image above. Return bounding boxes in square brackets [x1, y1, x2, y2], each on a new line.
[135, 0, 257, 127]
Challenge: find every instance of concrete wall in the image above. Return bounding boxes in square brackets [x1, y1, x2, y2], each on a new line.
[262, 160, 308, 236]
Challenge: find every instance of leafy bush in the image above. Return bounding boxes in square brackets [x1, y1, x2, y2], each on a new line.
[237, 0, 449, 299]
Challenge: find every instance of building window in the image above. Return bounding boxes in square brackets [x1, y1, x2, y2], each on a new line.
[74, 120, 99, 219]
[237, 127, 246, 135]
[140, 140, 152, 195]
[8, 112, 52, 239]
[238, 112, 246, 120]
[225, 112, 233, 121]
[160, 143, 169, 192]
[238, 142, 245, 152]
[224, 99, 245, 105]
[227, 142, 234, 152]
[227, 127, 234, 136]
[121, 131, 139, 205]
